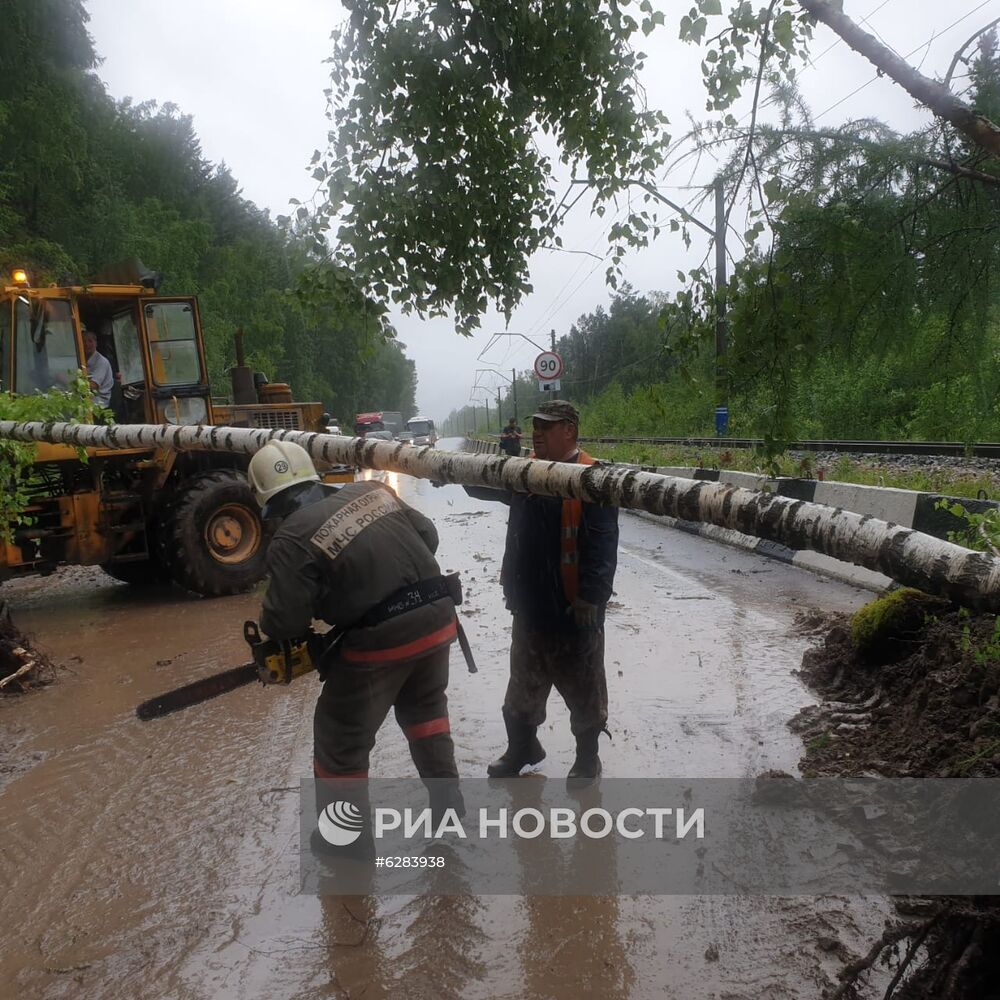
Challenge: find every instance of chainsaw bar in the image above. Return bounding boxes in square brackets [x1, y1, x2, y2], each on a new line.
[135, 662, 258, 721]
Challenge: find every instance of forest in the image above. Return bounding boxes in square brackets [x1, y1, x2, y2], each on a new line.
[5, 2, 999, 447]
[330, 3, 993, 447]
[448, 24, 1000, 446]
[0, 0, 417, 423]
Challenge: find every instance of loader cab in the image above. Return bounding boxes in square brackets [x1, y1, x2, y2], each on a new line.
[138, 297, 211, 425]
[1, 274, 212, 427]
[81, 296, 210, 425]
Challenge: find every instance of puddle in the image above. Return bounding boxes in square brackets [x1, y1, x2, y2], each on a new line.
[0, 468, 891, 998]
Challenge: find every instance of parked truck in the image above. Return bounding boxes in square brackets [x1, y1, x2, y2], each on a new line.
[354, 410, 404, 438]
[0, 261, 352, 596]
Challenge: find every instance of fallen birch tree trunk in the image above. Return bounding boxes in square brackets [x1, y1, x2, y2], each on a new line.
[2, 420, 1000, 611]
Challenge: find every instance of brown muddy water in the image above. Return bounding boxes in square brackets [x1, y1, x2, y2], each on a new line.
[1, 453, 891, 999]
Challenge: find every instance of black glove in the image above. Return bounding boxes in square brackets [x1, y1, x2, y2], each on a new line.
[568, 598, 599, 629]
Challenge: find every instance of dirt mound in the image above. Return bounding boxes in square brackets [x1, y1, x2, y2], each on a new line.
[792, 600, 1000, 999]
[793, 608, 1000, 779]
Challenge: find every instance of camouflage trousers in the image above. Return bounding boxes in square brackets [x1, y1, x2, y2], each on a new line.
[504, 616, 608, 735]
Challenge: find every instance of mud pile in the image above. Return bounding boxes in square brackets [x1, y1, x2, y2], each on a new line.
[792, 602, 1000, 999]
[0, 600, 54, 693]
[793, 605, 1000, 779]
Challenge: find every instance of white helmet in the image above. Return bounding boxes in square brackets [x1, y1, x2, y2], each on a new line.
[247, 440, 319, 507]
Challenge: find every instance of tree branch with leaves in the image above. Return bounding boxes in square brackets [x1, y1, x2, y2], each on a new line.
[312, 0, 670, 333]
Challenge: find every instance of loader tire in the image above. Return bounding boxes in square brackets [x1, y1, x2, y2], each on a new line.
[161, 471, 269, 597]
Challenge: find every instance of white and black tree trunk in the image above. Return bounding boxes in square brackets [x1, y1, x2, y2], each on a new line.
[2, 420, 1000, 611]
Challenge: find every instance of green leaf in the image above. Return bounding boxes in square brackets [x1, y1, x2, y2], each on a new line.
[762, 177, 783, 201]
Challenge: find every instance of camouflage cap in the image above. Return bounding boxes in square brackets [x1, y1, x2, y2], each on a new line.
[531, 400, 579, 425]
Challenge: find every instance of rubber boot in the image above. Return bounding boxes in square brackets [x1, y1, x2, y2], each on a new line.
[408, 732, 466, 828]
[487, 708, 546, 778]
[566, 727, 603, 791]
[310, 774, 375, 863]
[427, 779, 466, 829]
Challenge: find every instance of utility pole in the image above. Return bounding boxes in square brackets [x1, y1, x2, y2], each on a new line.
[496, 386, 502, 430]
[479, 331, 551, 423]
[550, 328, 556, 351]
[570, 176, 729, 435]
[714, 179, 729, 436]
[475, 366, 518, 425]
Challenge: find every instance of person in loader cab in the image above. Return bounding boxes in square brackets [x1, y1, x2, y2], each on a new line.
[248, 441, 463, 849]
[82, 328, 114, 407]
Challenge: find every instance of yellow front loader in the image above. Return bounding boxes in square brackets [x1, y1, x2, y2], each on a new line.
[0, 261, 351, 596]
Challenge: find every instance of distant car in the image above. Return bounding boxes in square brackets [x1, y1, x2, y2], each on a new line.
[365, 430, 394, 442]
[325, 423, 342, 435]
[398, 431, 415, 444]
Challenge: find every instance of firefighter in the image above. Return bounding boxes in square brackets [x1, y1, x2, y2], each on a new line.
[247, 441, 463, 847]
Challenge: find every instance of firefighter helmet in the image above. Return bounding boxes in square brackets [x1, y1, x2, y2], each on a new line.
[247, 441, 319, 507]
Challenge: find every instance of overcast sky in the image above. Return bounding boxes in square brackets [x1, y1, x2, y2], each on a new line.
[84, 0, 993, 420]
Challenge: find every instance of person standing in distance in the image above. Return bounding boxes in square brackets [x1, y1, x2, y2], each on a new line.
[467, 400, 619, 789]
[499, 417, 523, 457]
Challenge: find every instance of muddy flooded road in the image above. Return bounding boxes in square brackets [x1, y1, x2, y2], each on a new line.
[1, 455, 891, 999]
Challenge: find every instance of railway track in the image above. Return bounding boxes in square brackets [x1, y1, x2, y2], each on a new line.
[577, 437, 1000, 459]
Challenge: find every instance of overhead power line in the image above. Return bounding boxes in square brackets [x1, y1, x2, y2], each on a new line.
[815, 0, 995, 121]
[805, 0, 897, 68]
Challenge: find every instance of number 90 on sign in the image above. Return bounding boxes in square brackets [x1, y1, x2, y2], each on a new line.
[533, 351, 563, 380]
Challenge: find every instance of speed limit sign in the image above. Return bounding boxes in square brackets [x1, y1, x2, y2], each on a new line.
[533, 351, 563, 380]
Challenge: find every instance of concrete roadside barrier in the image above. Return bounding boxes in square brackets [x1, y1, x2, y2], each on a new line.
[629, 464, 1000, 595]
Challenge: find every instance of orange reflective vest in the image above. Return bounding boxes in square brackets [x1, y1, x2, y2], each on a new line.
[560, 450, 596, 603]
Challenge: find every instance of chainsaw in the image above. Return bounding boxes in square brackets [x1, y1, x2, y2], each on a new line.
[136, 611, 478, 722]
[135, 621, 330, 721]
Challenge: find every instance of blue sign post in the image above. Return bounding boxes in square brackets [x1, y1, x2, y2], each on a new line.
[715, 406, 729, 437]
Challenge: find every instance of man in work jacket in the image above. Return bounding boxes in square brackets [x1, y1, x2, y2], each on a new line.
[467, 399, 619, 788]
[248, 440, 462, 839]
[499, 417, 523, 456]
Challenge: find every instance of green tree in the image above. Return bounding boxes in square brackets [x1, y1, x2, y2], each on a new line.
[0, 0, 418, 424]
[314, 0, 669, 333]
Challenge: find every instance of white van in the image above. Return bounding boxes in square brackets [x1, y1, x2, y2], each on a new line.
[406, 416, 437, 447]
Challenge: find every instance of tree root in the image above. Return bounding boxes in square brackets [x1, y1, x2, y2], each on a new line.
[821, 689, 885, 714]
[827, 904, 1000, 1000]
[0, 600, 54, 692]
[0, 657, 36, 689]
[827, 921, 928, 999]
[942, 924, 983, 999]
[883, 908, 944, 999]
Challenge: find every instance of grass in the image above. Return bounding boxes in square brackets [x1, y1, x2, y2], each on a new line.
[956, 736, 1000, 775]
[807, 732, 831, 752]
[585, 442, 999, 500]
